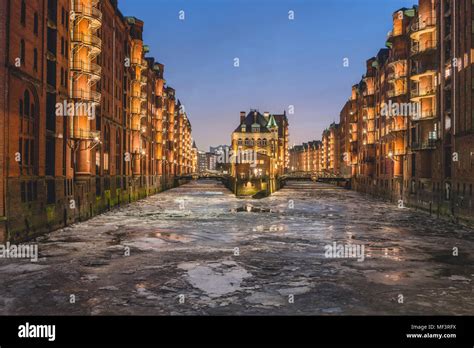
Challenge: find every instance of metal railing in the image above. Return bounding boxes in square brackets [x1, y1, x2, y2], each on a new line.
[387, 88, 407, 98]
[70, 128, 100, 140]
[71, 3, 102, 22]
[130, 90, 143, 99]
[131, 58, 148, 69]
[389, 122, 408, 132]
[410, 16, 436, 33]
[411, 139, 437, 150]
[70, 89, 101, 103]
[71, 31, 102, 50]
[387, 71, 407, 81]
[411, 86, 435, 98]
[411, 40, 437, 55]
[412, 110, 437, 121]
[394, 148, 406, 156]
[130, 108, 146, 117]
[70, 60, 101, 77]
[411, 64, 436, 77]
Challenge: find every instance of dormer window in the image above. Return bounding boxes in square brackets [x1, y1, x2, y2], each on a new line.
[252, 125, 260, 133]
[241, 125, 246, 133]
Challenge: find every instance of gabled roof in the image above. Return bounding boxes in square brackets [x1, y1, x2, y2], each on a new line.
[267, 114, 278, 129]
[234, 111, 271, 133]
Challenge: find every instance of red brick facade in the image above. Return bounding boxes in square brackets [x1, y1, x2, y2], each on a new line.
[0, 0, 195, 242]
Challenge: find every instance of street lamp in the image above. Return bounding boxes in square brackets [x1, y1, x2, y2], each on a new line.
[387, 151, 400, 162]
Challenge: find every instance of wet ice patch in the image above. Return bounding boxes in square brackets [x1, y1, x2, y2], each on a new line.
[178, 261, 251, 298]
[245, 292, 285, 307]
[448, 275, 471, 282]
[0, 263, 49, 274]
[124, 237, 167, 251]
[277, 287, 311, 296]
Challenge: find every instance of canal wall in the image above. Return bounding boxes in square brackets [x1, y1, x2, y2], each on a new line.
[6, 176, 191, 242]
[352, 177, 474, 226]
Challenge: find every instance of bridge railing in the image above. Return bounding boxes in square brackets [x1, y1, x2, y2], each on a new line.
[280, 171, 349, 180]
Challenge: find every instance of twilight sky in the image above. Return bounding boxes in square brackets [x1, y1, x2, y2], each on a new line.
[119, 0, 415, 151]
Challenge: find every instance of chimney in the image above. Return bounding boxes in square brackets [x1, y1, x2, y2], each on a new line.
[240, 111, 246, 124]
[264, 112, 270, 120]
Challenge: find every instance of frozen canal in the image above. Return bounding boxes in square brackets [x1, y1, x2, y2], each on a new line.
[0, 179, 473, 315]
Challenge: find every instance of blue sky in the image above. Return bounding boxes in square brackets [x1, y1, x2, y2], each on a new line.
[119, 0, 415, 151]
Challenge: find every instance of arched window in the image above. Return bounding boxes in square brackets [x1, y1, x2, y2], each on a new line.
[249, 139, 254, 146]
[257, 139, 261, 147]
[262, 139, 267, 146]
[20, 40, 25, 66]
[21, 1, 26, 26]
[237, 139, 242, 146]
[245, 138, 250, 146]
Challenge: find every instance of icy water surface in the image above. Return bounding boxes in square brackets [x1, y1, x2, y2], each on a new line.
[0, 180, 473, 315]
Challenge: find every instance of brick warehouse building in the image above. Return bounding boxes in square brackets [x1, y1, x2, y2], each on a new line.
[292, 0, 474, 224]
[0, 0, 196, 242]
[231, 110, 289, 195]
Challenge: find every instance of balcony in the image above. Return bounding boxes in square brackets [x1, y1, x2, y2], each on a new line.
[411, 139, 437, 151]
[411, 40, 437, 56]
[412, 110, 437, 121]
[71, 31, 102, 55]
[70, 89, 101, 103]
[410, 17, 436, 40]
[70, 128, 100, 141]
[70, 3, 102, 30]
[131, 58, 148, 69]
[394, 148, 406, 156]
[410, 64, 436, 81]
[387, 88, 407, 98]
[386, 28, 404, 42]
[130, 90, 147, 100]
[362, 156, 376, 164]
[130, 108, 146, 117]
[410, 86, 435, 101]
[70, 60, 101, 80]
[388, 122, 408, 133]
[387, 71, 407, 82]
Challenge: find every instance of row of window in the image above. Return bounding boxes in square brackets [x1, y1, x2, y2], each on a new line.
[19, 40, 38, 72]
[20, 1, 38, 35]
[237, 139, 272, 146]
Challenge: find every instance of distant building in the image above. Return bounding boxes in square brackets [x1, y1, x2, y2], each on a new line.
[210, 145, 231, 155]
[289, 141, 322, 172]
[206, 152, 217, 171]
[197, 151, 207, 173]
[210, 145, 231, 173]
[231, 110, 289, 180]
[191, 141, 198, 173]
